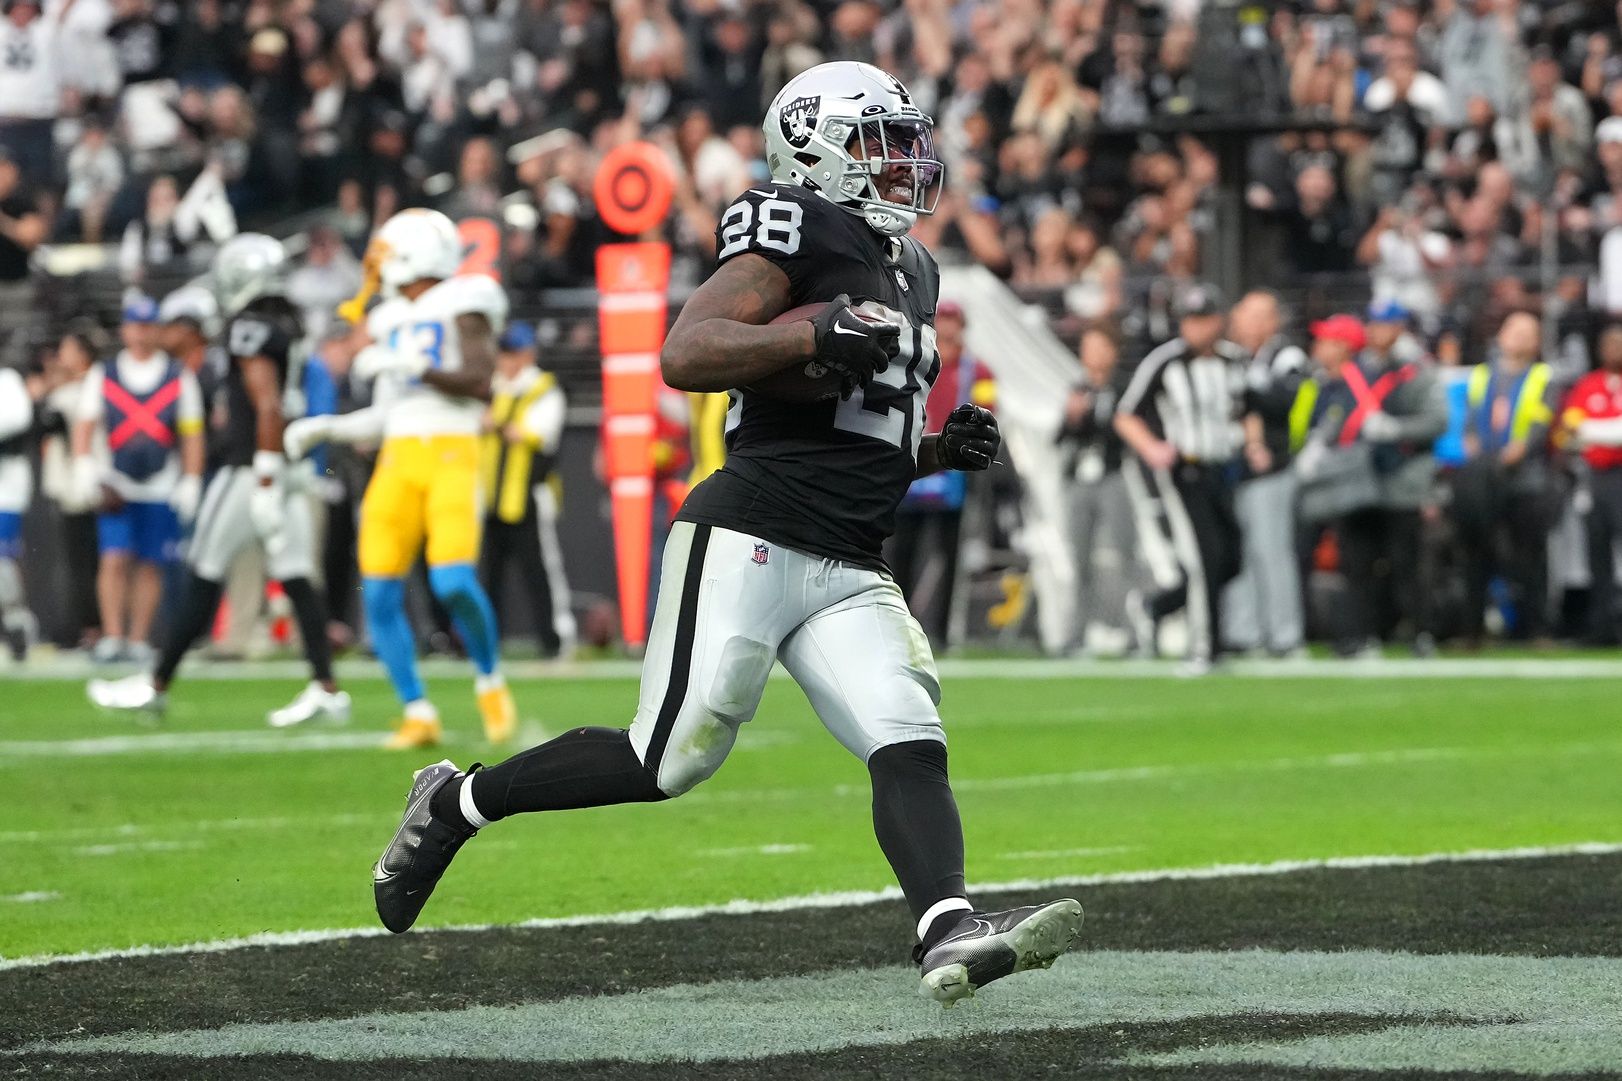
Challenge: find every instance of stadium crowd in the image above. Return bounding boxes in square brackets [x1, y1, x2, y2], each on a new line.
[2, 0, 1622, 662]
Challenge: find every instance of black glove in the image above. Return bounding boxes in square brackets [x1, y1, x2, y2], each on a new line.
[937, 403, 1000, 470]
[810, 294, 900, 400]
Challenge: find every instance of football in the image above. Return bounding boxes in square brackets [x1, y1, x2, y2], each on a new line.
[743, 302, 881, 403]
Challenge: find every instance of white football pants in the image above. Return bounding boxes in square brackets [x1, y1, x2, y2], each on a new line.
[628, 522, 945, 796]
[187, 466, 317, 582]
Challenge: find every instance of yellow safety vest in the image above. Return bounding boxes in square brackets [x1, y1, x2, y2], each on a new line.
[1467, 362, 1552, 444]
[1289, 379, 1319, 453]
[480, 371, 558, 524]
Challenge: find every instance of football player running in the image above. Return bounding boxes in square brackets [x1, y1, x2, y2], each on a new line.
[370, 63, 1082, 1004]
[283, 209, 517, 749]
[88, 234, 351, 728]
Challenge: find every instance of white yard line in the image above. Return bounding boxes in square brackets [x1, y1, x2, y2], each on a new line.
[992, 846, 1138, 861]
[8, 656, 1622, 682]
[0, 812, 387, 845]
[3, 841, 1618, 972]
[6, 739, 1619, 853]
[72, 840, 206, 857]
[0, 730, 403, 758]
[1, 892, 60, 904]
[698, 843, 814, 857]
[0, 725, 796, 761]
[699, 739, 1622, 804]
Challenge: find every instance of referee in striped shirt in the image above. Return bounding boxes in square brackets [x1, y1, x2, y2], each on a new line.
[1113, 283, 1247, 671]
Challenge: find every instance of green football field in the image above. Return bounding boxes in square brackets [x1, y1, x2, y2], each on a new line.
[3, 663, 1621, 962]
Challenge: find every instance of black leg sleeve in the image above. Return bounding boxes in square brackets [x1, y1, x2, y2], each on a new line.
[478, 516, 507, 633]
[153, 573, 225, 688]
[466, 727, 667, 822]
[279, 576, 334, 684]
[868, 740, 968, 925]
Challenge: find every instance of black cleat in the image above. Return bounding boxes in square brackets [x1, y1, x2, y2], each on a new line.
[915, 899, 1084, 1006]
[372, 759, 477, 933]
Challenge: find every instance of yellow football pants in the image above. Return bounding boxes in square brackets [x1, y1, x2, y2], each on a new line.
[358, 435, 483, 577]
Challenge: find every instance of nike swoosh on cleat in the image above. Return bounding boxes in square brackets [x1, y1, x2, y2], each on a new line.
[938, 917, 996, 945]
[376, 780, 441, 877]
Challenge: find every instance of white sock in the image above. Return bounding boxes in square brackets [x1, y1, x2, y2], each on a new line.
[458, 773, 491, 830]
[404, 698, 438, 723]
[475, 672, 506, 695]
[917, 897, 974, 941]
[0, 559, 22, 615]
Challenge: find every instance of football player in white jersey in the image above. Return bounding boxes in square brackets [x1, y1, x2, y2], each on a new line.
[285, 208, 517, 748]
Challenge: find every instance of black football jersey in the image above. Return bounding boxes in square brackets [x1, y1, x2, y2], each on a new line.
[218, 294, 302, 468]
[676, 183, 943, 569]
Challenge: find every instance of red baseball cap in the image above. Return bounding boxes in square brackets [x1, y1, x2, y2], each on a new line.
[1310, 314, 1366, 351]
[936, 300, 965, 322]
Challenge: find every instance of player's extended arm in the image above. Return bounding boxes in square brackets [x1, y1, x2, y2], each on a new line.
[283, 404, 388, 461]
[661, 254, 815, 392]
[240, 355, 285, 455]
[421, 312, 496, 401]
[239, 354, 289, 538]
[179, 426, 205, 479]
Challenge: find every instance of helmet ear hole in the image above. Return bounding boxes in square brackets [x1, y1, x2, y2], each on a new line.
[794, 152, 819, 169]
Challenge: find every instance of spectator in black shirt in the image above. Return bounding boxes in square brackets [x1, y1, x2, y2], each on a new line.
[107, 0, 171, 86]
[170, 0, 234, 89]
[1280, 164, 1356, 274]
[698, 12, 762, 133]
[0, 151, 42, 282]
[0, 151, 46, 366]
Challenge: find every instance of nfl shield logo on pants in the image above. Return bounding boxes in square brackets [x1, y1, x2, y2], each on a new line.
[752, 542, 770, 566]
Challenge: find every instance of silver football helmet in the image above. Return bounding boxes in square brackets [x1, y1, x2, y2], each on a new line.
[212, 233, 288, 316]
[762, 61, 943, 237]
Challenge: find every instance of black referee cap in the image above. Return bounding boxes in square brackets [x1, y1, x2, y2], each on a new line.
[1174, 282, 1227, 319]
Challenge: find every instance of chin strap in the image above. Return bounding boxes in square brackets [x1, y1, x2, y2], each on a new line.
[862, 205, 916, 236]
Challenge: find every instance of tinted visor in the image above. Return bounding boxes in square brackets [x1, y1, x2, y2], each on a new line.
[852, 117, 943, 210]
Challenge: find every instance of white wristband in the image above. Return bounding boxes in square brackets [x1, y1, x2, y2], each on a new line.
[253, 450, 286, 482]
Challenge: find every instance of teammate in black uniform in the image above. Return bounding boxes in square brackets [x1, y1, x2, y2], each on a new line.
[369, 62, 1083, 1005]
[88, 235, 351, 728]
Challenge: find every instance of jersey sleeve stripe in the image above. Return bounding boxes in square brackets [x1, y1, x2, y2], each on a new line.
[1118, 339, 1184, 417]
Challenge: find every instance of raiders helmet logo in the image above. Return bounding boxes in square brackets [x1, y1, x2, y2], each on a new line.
[780, 95, 820, 149]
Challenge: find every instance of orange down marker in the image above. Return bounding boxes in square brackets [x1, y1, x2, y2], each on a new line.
[594, 143, 676, 648]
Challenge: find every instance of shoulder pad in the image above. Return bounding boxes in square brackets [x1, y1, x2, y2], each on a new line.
[895, 239, 940, 309]
[423, 275, 509, 333]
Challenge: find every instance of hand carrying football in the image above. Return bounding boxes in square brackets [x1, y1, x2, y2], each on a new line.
[810, 293, 900, 400]
[937, 403, 1000, 471]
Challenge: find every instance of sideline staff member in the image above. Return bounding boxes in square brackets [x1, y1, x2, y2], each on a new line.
[478, 320, 575, 657]
[1114, 283, 1247, 671]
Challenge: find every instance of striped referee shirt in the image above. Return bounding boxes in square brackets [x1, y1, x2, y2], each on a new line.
[1117, 337, 1250, 464]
